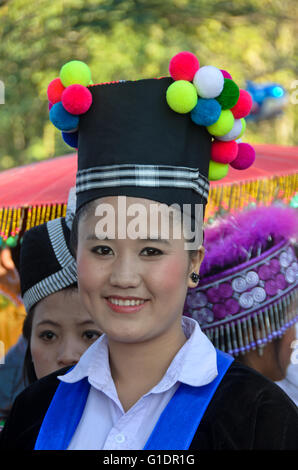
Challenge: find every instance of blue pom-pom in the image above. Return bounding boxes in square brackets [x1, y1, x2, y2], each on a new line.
[49, 102, 79, 131]
[62, 130, 79, 148]
[190, 98, 221, 126]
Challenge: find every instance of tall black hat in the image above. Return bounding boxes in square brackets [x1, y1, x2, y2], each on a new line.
[48, 51, 255, 215]
[20, 189, 77, 312]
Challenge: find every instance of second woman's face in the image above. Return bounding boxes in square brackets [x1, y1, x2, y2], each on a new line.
[30, 289, 102, 379]
[77, 196, 204, 345]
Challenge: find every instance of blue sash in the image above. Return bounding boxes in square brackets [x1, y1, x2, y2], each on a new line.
[34, 348, 233, 450]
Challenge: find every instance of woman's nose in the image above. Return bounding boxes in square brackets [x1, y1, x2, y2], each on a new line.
[56, 340, 81, 368]
[109, 254, 141, 289]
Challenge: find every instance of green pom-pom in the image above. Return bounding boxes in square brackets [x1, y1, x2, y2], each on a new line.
[166, 80, 198, 114]
[207, 109, 234, 137]
[60, 60, 91, 87]
[236, 118, 246, 138]
[216, 79, 240, 110]
[208, 160, 229, 181]
[5, 236, 18, 248]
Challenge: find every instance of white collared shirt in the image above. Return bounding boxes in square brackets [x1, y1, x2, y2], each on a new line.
[58, 316, 218, 450]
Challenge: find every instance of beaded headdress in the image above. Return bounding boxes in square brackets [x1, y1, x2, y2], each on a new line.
[47, 52, 255, 214]
[184, 206, 298, 356]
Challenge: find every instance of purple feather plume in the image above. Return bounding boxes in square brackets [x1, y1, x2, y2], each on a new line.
[200, 205, 298, 277]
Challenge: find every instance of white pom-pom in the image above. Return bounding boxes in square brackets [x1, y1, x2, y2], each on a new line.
[193, 65, 224, 99]
[217, 119, 243, 141]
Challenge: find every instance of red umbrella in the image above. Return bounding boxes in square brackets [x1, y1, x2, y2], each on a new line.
[0, 144, 297, 245]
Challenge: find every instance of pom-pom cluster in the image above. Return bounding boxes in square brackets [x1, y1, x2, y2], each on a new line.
[47, 60, 93, 149]
[166, 51, 255, 181]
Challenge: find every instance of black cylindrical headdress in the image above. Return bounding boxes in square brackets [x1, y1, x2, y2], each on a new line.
[20, 217, 77, 313]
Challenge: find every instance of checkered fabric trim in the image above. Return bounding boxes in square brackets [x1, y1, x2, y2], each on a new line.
[23, 218, 77, 312]
[76, 164, 210, 202]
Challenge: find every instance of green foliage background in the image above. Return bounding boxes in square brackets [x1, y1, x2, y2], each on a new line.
[0, 0, 297, 170]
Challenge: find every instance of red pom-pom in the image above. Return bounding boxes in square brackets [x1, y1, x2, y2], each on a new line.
[231, 89, 253, 119]
[61, 84, 92, 115]
[47, 78, 65, 104]
[220, 69, 232, 80]
[211, 140, 238, 164]
[169, 52, 199, 81]
[230, 143, 255, 170]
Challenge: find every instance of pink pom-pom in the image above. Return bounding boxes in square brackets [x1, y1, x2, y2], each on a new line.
[230, 143, 255, 170]
[169, 51, 199, 81]
[48, 102, 53, 111]
[231, 89, 253, 119]
[61, 84, 92, 115]
[47, 78, 65, 104]
[220, 69, 232, 80]
[211, 140, 238, 164]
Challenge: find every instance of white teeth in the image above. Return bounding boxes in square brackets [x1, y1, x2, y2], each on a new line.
[108, 298, 145, 306]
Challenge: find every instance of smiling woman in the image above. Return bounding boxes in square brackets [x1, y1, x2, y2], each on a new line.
[1, 52, 297, 451]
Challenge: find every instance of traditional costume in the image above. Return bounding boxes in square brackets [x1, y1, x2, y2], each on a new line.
[1, 53, 297, 451]
[184, 205, 298, 357]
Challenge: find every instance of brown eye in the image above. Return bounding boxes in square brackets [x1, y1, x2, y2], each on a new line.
[39, 330, 56, 342]
[141, 247, 163, 256]
[91, 245, 113, 255]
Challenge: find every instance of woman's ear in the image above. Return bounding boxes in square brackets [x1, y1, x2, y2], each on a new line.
[188, 245, 205, 288]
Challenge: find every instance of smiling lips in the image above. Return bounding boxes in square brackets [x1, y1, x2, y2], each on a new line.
[105, 296, 148, 313]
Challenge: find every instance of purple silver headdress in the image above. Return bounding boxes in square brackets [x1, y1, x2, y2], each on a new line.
[184, 206, 298, 356]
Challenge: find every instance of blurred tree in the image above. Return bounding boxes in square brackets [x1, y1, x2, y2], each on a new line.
[0, 0, 297, 170]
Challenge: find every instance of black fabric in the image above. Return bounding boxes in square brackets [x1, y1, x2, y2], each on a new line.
[76, 77, 212, 213]
[1, 361, 297, 450]
[19, 218, 71, 296]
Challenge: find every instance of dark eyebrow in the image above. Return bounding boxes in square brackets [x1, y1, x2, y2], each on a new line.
[86, 235, 171, 245]
[36, 320, 60, 327]
[36, 319, 97, 327]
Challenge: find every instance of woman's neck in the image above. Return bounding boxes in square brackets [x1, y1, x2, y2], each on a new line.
[108, 322, 187, 411]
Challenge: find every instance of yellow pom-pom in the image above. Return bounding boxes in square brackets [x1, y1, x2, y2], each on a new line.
[208, 160, 229, 180]
[206, 110, 234, 137]
[236, 118, 246, 138]
[166, 80, 198, 114]
[60, 60, 91, 87]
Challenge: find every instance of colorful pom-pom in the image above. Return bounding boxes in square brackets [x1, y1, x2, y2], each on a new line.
[60, 60, 91, 87]
[216, 79, 240, 110]
[208, 160, 229, 180]
[62, 84, 92, 115]
[190, 98, 221, 126]
[6, 236, 18, 248]
[206, 109, 234, 137]
[169, 51, 199, 81]
[166, 80, 198, 114]
[49, 102, 79, 132]
[62, 130, 79, 148]
[211, 140, 238, 164]
[217, 118, 242, 141]
[193, 66, 224, 99]
[237, 118, 246, 138]
[220, 69, 232, 80]
[48, 102, 53, 111]
[230, 143, 255, 170]
[47, 78, 65, 104]
[231, 89, 253, 119]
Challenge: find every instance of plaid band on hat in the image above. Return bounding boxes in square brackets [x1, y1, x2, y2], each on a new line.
[76, 164, 210, 203]
[22, 218, 77, 312]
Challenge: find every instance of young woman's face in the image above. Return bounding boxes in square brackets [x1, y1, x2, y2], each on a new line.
[76, 196, 204, 345]
[30, 289, 102, 379]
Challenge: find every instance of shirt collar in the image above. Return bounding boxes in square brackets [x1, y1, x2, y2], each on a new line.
[59, 317, 218, 391]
